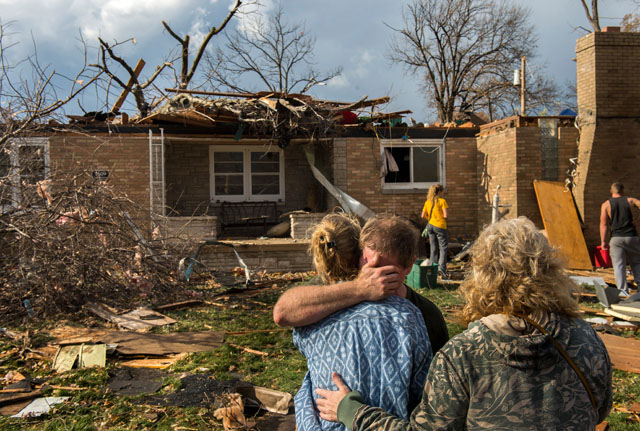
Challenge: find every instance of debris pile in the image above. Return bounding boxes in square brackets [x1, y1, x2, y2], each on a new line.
[135, 90, 398, 148]
[0, 169, 191, 324]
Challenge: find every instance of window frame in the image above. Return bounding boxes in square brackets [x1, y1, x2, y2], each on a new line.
[209, 145, 285, 202]
[380, 139, 446, 191]
[1, 137, 50, 213]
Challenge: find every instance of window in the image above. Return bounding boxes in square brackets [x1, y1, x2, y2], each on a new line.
[209, 145, 284, 201]
[1, 138, 49, 212]
[381, 139, 444, 190]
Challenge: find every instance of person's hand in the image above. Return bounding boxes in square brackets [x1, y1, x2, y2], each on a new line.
[357, 255, 405, 301]
[315, 372, 351, 422]
[601, 242, 608, 251]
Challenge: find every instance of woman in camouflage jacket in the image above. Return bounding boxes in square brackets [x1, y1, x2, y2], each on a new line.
[316, 217, 613, 430]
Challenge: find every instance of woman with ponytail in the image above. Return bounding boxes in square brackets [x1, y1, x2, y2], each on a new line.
[421, 184, 449, 278]
[309, 213, 361, 284]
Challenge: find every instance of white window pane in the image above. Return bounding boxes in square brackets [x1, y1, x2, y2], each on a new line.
[214, 152, 243, 174]
[413, 147, 440, 183]
[215, 174, 244, 195]
[251, 151, 280, 173]
[251, 174, 280, 195]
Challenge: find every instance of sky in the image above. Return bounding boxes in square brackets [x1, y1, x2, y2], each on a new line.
[0, 0, 637, 122]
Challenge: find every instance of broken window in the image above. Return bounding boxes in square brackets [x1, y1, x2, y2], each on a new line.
[1, 138, 49, 213]
[381, 140, 444, 190]
[209, 146, 284, 202]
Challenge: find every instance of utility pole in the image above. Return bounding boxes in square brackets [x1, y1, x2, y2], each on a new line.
[520, 56, 526, 116]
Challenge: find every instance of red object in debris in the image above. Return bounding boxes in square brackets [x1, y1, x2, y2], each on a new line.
[594, 245, 612, 268]
[337, 110, 358, 124]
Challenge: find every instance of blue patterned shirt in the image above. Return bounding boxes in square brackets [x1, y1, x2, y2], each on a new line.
[293, 296, 432, 431]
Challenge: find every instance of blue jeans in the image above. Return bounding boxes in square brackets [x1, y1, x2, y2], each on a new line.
[427, 224, 448, 275]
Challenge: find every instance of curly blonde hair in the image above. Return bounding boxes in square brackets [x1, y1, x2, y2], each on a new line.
[309, 213, 361, 284]
[460, 217, 580, 324]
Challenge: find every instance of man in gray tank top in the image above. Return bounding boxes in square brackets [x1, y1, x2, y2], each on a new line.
[600, 182, 640, 296]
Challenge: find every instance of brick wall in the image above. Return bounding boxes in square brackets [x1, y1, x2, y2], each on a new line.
[290, 213, 326, 239]
[199, 240, 313, 272]
[49, 133, 150, 209]
[161, 216, 219, 241]
[476, 123, 578, 232]
[477, 128, 518, 230]
[574, 32, 640, 249]
[336, 136, 478, 240]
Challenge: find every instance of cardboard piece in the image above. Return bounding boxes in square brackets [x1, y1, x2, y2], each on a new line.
[53, 344, 106, 372]
[11, 396, 69, 418]
[533, 180, 592, 270]
[85, 303, 176, 331]
[599, 333, 640, 373]
[57, 330, 224, 356]
[53, 345, 81, 373]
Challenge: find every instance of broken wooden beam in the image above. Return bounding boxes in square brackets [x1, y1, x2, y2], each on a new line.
[165, 88, 258, 98]
[111, 58, 145, 113]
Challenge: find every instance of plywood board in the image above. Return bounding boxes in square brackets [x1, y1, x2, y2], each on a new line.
[611, 301, 640, 317]
[57, 330, 225, 356]
[604, 308, 640, 323]
[85, 303, 176, 331]
[599, 333, 640, 373]
[533, 180, 592, 270]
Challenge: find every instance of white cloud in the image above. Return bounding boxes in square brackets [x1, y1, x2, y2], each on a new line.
[327, 74, 349, 89]
[360, 50, 374, 64]
[235, 0, 274, 37]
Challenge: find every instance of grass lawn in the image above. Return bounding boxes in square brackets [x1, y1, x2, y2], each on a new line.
[0, 276, 639, 430]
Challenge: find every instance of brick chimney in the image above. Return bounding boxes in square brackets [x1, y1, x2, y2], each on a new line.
[574, 31, 640, 249]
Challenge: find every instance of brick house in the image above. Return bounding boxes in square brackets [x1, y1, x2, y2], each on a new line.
[5, 29, 638, 271]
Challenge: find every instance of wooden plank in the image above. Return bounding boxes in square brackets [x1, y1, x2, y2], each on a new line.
[604, 308, 640, 323]
[369, 110, 413, 121]
[137, 112, 217, 127]
[165, 88, 257, 98]
[533, 180, 592, 270]
[580, 305, 609, 317]
[611, 301, 640, 317]
[111, 59, 145, 113]
[599, 333, 640, 373]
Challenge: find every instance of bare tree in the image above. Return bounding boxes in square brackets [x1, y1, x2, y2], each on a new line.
[205, 5, 342, 94]
[579, 0, 601, 32]
[388, 0, 549, 123]
[90, 0, 244, 116]
[469, 65, 562, 122]
[162, 0, 243, 89]
[621, 0, 640, 32]
[0, 22, 99, 146]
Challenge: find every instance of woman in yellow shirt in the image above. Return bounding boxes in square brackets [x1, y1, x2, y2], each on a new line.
[421, 184, 449, 278]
